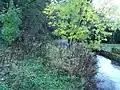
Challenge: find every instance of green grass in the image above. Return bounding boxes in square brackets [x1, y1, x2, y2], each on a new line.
[99, 44, 120, 64]
[100, 44, 120, 51]
[0, 57, 83, 90]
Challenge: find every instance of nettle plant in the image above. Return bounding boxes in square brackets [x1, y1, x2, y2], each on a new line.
[44, 0, 118, 49]
[0, 0, 21, 44]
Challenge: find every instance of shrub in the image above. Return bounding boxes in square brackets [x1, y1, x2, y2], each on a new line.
[0, 83, 13, 90]
[0, 0, 21, 44]
[1, 57, 83, 90]
[0, 42, 97, 90]
[46, 42, 98, 89]
[112, 48, 120, 55]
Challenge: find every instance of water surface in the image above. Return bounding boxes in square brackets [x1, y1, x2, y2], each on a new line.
[96, 55, 120, 90]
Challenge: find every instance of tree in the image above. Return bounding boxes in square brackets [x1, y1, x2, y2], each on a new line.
[44, 0, 118, 49]
[0, 0, 21, 44]
[92, 0, 120, 21]
[92, 0, 120, 44]
[0, 0, 50, 47]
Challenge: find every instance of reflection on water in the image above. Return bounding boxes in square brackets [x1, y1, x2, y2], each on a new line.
[96, 55, 120, 90]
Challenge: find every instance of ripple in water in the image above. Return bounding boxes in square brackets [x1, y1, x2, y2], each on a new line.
[96, 55, 120, 90]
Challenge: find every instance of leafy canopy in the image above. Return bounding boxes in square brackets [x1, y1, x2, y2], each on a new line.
[44, 0, 118, 49]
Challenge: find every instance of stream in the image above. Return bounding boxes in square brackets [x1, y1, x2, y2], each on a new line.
[55, 40, 120, 89]
[96, 55, 120, 90]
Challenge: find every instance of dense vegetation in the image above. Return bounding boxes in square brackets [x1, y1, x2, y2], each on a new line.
[0, 0, 119, 90]
[0, 0, 21, 44]
[44, 0, 118, 49]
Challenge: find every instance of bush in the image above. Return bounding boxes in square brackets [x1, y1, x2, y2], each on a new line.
[112, 48, 120, 55]
[1, 57, 83, 90]
[0, 42, 97, 90]
[0, 83, 13, 90]
[46, 42, 98, 89]
[0, 0, 21, 44]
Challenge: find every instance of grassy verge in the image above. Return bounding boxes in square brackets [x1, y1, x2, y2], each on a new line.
[0, 42, 97, 90]
[100, 44, 120, 51]
[0, 57, 83, 90]
[99, 50, 120, 63]
[98, 44, 120, 64]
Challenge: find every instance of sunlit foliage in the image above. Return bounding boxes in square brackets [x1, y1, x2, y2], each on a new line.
[44, 0, 118, 49]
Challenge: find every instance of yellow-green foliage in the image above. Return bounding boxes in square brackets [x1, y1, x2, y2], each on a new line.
[44, 0, 117, 49]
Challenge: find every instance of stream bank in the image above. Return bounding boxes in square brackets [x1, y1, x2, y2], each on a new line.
[98, 50, 120, 64]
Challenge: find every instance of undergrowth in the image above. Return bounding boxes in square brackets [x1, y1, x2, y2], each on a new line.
[0, 42, 97, 90]
[0, 57, 83, 90]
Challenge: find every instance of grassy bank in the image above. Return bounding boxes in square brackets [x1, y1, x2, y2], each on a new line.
[0, 43, 97, 90]
[98, 44, 120, 64]
[100, 44, 120, 51]
[99, 50, 120, 63]
[0, 57, 83, 90]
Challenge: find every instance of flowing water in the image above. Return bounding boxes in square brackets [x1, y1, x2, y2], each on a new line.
[96, 55, 120, 90]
